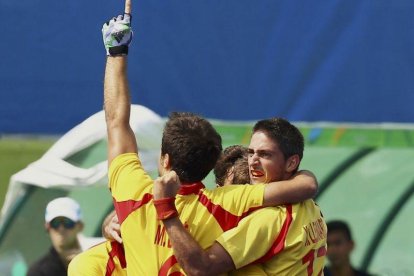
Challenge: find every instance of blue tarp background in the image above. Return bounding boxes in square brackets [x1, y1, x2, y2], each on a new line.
[1, 0, 413, 134]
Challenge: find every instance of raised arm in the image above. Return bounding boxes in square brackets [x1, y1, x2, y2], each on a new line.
[102, 2, 136, 165]
[104, 56, 136, 164]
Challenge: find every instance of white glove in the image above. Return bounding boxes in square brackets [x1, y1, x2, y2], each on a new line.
[102, 13, 133, 56]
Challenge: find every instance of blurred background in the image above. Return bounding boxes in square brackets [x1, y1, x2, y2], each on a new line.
[0, 0, 413, 275]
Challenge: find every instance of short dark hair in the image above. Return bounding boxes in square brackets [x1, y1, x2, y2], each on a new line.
[214, 145, 249, 186]
[253, 117, 304, 162]
[327, 220, 353, 241]
[161, 112, 222, 183]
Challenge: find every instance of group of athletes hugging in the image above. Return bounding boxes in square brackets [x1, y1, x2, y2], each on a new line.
[68, 1, 327, 275]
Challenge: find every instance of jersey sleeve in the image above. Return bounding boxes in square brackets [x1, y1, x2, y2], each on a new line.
[209, 184, 265, 216]
[68, 241, 127, 276]
[215, 207, 286, 269]
[108, 153, 154, 201]
[68, 242, 108, 276]
[229, 264, 267, 276]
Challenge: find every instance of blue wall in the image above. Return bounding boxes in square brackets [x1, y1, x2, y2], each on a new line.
[1, 0, 413, 134]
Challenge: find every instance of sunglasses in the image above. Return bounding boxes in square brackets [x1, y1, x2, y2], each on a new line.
[50, 218, 76, 229]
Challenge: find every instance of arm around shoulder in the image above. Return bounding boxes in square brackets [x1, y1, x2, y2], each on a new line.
[263, 170, 318, 207]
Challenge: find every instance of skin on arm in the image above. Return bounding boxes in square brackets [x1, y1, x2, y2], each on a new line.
[104, 56, 137, 165]
[263, 169, 318, 207]
[102, 0, 136, 246]
[162, 218, 235, 276]
[104, 0, 136, 165]
[153, 172, 234, 276]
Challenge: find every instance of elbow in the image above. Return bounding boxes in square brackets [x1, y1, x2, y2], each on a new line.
[308, 180, 318, 198]
[184, 266, 211, 276]
[104, 111, 128, 129]
[300, 170, 318, 198]
[182, 259, 213, 276]
[104, 105, 119, 125]
[104, 104, 116, 125]
[103, 101, 127, 126]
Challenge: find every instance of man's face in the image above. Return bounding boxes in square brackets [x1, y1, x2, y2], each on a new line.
[248, 131, 289, 184]
[326, 231, 354, 267]
[46, 217, 82, 250]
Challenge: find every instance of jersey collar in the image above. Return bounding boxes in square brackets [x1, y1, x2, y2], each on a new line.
[178, 182, 205, 195]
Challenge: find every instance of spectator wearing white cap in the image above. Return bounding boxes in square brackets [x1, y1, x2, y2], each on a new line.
[27, 197, 84, 276]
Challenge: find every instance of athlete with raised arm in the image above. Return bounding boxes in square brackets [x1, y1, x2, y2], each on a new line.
[70, 0, 319, 274]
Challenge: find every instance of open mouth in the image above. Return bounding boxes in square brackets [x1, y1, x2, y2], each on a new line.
[250, 169, 264, 178]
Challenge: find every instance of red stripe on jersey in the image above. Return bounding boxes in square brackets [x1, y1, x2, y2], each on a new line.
[178, 182, 205, 195]
[317, 245, 326, 257]
[252, 204, 293, 264]
[158, 255, 185, 276]
[197, 193, 262, 231]
[105, 257, 115, 276]
[112, 182, 203, 224]
[105, 242, 126, 276]
[169, 273, 185, 276]
[113, 193, 153, 224]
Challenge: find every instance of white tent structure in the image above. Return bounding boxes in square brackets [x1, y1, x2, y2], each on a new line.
[0, 105, 164, 272]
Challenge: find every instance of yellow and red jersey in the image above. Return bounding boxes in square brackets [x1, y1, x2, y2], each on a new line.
[109, 153, 265, 275]
[217, 200, 327, 276]
[68, 240, 126, 276]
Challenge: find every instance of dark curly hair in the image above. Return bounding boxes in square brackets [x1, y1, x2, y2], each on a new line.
[161, 112, 222, 183]
[214, 145, 249, 186]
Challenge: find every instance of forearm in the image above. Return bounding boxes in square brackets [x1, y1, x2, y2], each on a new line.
[163, 218, 232, 276]
[104, 56, 130, 128]
[103, 56, 137, 162]
[162, 217, 211, 276]
[154, 173, 234, 275]
[263, 170, 318, 206]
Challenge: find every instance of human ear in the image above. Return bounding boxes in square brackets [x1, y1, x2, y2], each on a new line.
[286, 155, 300, 173]
[163, 153, 171, 170]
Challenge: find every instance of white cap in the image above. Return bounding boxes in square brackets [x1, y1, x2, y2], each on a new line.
[45, 197, 82, 223]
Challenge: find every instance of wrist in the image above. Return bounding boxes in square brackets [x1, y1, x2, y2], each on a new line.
[153, 197, 178, 220]
[107, 45, 129, 57]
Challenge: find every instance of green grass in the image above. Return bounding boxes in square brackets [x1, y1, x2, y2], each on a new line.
[0, 137, 56, 208]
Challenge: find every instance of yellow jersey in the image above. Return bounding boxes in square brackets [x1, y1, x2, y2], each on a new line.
[217, 200, 327, 276]
[109, 153, 265, 275]
[68, 240, 126, 276]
